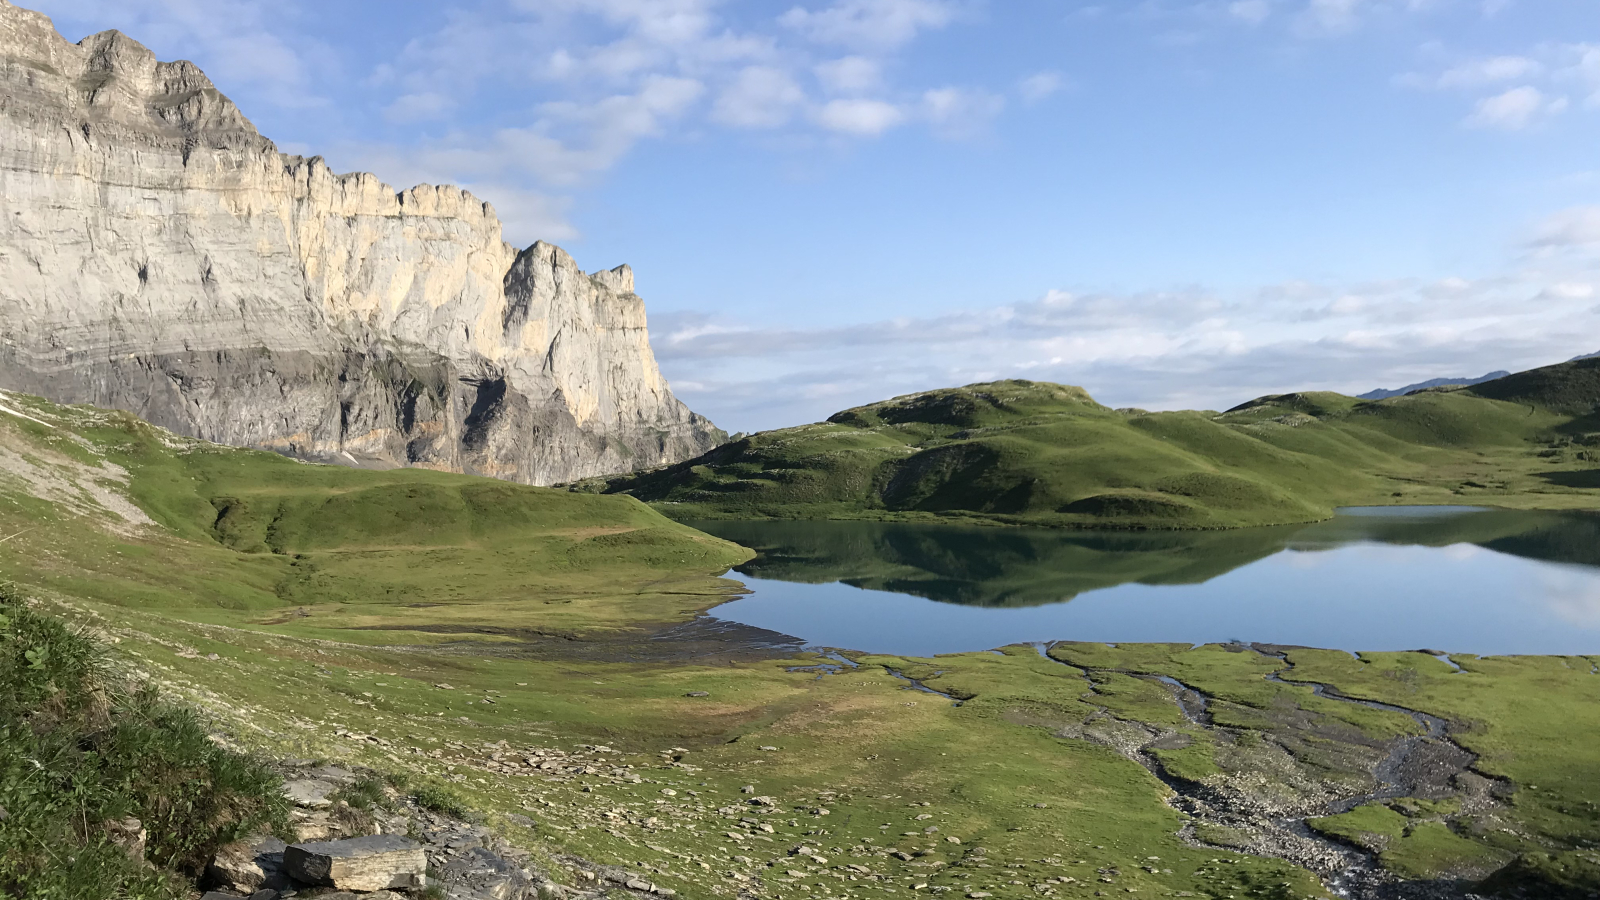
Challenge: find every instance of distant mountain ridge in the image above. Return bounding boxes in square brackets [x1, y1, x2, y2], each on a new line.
[1361, 351, 1600, 400]
[1358, 372, 1511, 400]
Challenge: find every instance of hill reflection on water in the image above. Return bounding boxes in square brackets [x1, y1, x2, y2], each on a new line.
[690, 508, 1600, 609]
[687, 508, 1600, 656]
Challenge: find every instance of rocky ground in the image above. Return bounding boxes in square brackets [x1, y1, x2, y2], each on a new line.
[203, 758, 690, 900]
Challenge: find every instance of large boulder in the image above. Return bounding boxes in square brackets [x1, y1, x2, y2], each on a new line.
[284, 835, 427, 892]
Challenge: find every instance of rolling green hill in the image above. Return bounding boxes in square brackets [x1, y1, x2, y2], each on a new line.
[0, 390, 753, 637]
[582, 358, 1600, 529]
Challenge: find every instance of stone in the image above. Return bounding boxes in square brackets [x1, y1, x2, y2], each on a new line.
[209, 835, 288, 892]
[105, 816, 145, 861]
[0, 2, 723, 486]
[290, 810, 334, 842]
[283, 780, 337, 809]
[283, 835, 427, 892]
[686, 692, 709, 697]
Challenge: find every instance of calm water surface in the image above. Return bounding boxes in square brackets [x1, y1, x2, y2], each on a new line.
[688, 507, 1600, 657]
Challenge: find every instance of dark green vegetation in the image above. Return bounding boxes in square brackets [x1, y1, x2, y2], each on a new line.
[688, 507, 1600, 606]
[587, 357, 1600, 529]
[0, 590, 289, 899]
[1, 391, 1599, 898]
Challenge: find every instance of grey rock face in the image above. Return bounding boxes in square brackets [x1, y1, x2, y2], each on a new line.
[0, 1, 721, 484]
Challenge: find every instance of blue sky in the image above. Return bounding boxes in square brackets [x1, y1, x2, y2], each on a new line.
[31, 0, 1600, 432]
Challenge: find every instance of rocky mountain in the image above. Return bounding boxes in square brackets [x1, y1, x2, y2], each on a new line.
[0, 1, 721, 485]
[1357, 371, 1510, 400]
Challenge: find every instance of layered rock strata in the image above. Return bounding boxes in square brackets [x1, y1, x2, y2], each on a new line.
[0, 1, 721, 484]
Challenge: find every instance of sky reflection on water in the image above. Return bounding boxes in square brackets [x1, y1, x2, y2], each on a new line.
[699, 509, 1600, 657]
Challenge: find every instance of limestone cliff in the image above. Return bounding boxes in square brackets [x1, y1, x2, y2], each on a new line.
[0, 1, 722, 485]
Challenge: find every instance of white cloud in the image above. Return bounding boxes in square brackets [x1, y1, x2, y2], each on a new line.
[1018, 71, 1066, 103]
[384, 91, 453, 123]
[1568, 44, 1600, 106]
[815, 56, 883, 94]
[814, 98, 906, 134]
[653, 247, 1600, 432]
[1403, 44, 1600, 125]
[779, 0, 957, 50]
[712, 66, 806, 128]
[1464, 85, 1564, 130]
[920, 87, 1005, 139]
[1411, 56, 1543, 90]
[1296, 0, 1364, 36]
[1229, 1, 1272, 25]
[1530, 206, 1600, 250]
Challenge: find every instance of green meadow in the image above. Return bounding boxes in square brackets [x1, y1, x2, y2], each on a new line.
[2, 389, 1599, 898]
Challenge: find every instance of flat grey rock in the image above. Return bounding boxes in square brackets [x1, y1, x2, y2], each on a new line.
[282, 780, 337, 809]
[285, 835, 427, 892]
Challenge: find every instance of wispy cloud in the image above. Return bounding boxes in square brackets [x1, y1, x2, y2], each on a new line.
[656, 251, 1600, 432]
[1530, 206, 1600, 250]
[778, 0, 957, 50]
[1229, 1, 1273, 26]
[1017, 71, 1066, 103]
[1464, 85, 1565, 130]
[338, 0, 988, 234]
[1399, 43, 1598, 130]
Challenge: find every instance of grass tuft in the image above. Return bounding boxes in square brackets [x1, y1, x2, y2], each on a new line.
[0, 589, 290, 897]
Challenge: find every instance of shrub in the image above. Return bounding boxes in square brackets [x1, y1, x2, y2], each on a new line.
[0, 590, 290, 897]
[412, 782, 472, 820]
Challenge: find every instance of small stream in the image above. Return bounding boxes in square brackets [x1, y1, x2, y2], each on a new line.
[1029, 641, 1492, 897]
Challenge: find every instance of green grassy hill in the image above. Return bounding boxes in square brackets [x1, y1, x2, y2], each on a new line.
[583, 358, 1600, 529]
[0, 390, 753, 638]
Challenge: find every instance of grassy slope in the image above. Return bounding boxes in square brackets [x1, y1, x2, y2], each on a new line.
[588, 359, 1600, 529]
[4, 393, 1600, 897]
[0, 393, 1331, 900]
[0, 393, 753, 640]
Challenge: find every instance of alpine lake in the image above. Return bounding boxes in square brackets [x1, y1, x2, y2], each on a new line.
[689, 507, 1600, 658]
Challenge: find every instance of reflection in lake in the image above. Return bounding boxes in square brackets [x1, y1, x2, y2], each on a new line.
[688, 508, 1600, 657]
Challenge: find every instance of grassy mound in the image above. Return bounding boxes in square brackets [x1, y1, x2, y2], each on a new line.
[587, 367, 1600, 529]
[0, 590, 289, 899]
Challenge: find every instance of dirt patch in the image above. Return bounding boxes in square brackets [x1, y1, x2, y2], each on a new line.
[0, 418, 153, 533]
[347, 615, 804, 665]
